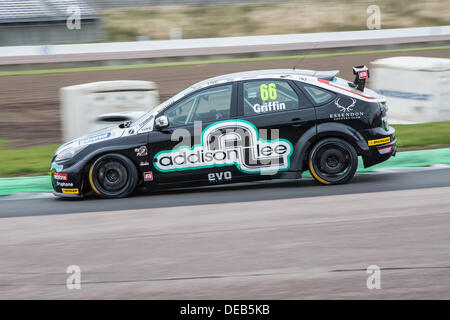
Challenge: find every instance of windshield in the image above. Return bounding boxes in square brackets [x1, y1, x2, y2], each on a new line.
[131, 86, 194, 127]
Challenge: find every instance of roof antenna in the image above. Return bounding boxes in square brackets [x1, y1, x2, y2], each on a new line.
[292, 44, 316, 71]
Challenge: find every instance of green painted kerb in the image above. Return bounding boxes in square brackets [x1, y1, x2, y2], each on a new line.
[0, 176, 53, 196]
[1, 147, 450, 196]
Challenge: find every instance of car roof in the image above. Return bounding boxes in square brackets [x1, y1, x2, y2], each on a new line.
[191, 69, 340, 89]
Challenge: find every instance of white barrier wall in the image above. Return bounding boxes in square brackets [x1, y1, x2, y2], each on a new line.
[371, 56, 450, 123]
[1, 26, 449, 61]
[60, 81, 159, 142]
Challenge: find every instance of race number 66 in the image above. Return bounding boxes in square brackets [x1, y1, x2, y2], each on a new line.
[260, 83, 277, 101]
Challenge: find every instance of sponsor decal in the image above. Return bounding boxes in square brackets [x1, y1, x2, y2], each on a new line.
[334, 97, 356, 112]
[50, 162, 63, 173]
[143, 171, 153, 181]
[137, 115, 155, 134]
[330, 97, 364, 120]
[56, 181, 74, 187]
[378, 145, 394, 154]
[140, 161, 150, 166]
[62, 188, 79, 194]
[135, 146, 148, 157]
[368, 137, 391, 146]
[154, 120, 293, 174]
[208, 171, 232, 183]
[330, 111, 365, 120]
[53, 172, 68, 181]
[78, 132, 112, 146]
[358, 70, 368, 79]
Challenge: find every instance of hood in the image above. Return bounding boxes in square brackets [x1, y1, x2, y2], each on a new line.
[55, 126, 125, 155]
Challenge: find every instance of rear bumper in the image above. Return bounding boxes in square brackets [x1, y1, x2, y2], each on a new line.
[361, 127, 397, 168]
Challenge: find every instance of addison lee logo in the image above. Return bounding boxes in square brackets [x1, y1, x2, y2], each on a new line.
[154, 120, 293, 174]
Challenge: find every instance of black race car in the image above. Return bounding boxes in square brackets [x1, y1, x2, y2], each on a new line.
[50, 66, 396, 198]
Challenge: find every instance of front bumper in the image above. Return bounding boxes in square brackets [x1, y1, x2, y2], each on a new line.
[50, 159, 88, 198]
[52, 191, 84, 199]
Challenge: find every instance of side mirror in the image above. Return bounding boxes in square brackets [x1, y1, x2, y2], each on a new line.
[155, 115, 169, 129]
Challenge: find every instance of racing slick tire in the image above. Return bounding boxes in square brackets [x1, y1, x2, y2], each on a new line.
[308, 137, 358, 185]
[88, 153, 138, 199]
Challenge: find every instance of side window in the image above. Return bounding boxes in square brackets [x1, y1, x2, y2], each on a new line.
[303, 85, 335, 105]
[243, 80, 300, 116]
[164, 96, 196, 127]
[163, 85, 232, 127]
[192, 85, 232, 122]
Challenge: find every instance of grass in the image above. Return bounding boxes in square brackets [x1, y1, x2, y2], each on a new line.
[392, 121, 450, 148]
[1, 45, 449, 77]
[99, 0, 450, 41]
[0, 122, 449, 177]
[0, 141, 58, 176]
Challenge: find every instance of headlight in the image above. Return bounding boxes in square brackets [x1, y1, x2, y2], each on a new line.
[54, 145, 86, 162]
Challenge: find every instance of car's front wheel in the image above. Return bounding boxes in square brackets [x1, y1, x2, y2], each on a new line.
[308, 138, 358, 185]
[88, 153, 138, 198]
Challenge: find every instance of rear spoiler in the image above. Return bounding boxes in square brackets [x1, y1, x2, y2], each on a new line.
[350, 65, 369, 91]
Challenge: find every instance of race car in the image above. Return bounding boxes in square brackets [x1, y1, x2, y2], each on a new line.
[50, 66, 396, 198]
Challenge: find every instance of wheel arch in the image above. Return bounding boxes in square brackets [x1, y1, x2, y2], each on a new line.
[86, 151, 140, 198]
[290, 122, 367, 172]
[80, 146, 142, 194]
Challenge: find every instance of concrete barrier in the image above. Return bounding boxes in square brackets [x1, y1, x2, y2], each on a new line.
[1, 26, 449, 66]
[60, 81, 159, 141]
[371, 56, 450, 122]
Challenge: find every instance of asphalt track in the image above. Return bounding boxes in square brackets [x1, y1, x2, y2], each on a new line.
[0, 167, 449, 299]
[0, 167, 450, 299]
[1, 167, 450, 218]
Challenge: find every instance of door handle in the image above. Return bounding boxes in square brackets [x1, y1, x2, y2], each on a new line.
[290, 118, 305, 127]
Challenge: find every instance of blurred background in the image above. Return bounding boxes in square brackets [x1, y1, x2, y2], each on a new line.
[0, 1, 450, 300]
[0, 0, 449, 177]
[0, 0, 448, 178]
[0, 0, 448, 45]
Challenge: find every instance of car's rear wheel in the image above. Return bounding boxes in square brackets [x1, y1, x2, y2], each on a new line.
[308, 138, 358, 185]
[88, 153, 138, 198]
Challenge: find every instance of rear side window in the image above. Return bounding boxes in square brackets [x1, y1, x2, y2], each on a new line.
[242, 80, 299, 116]
[303, 85, 335, 104]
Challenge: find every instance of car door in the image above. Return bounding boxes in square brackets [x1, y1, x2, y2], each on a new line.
[236, 78, 317, 175]
[147, 83, 241, 185]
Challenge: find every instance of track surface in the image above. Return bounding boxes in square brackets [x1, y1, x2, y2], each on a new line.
[0, 168, 449, 299]
[0, 167, 450, 218]
[1, 167, 450, 218]
[1, 48, 449, 147]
